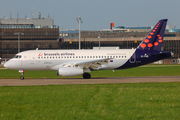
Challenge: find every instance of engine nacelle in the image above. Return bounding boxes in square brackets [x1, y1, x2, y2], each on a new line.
[57, 67, 83, 76]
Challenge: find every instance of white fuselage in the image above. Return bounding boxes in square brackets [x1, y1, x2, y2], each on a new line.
[4, 49, 136, 71]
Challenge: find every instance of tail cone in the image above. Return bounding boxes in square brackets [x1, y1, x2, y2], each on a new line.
[171, 52, 174, 57]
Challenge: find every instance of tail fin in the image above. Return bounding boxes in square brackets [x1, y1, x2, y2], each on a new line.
[137, 19, 167, 51]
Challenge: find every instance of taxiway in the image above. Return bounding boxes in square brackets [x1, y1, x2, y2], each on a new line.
[0, 76, 180, 86]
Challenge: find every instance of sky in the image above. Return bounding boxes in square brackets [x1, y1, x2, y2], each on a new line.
[0, 0, 180, 30]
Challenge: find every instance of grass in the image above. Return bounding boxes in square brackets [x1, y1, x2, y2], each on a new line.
[0, 65, 180, 79]
[0, 65, 180, 119]
[0, 83, 180, 119]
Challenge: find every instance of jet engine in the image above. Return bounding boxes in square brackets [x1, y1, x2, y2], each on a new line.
[57, 67, 83, 76]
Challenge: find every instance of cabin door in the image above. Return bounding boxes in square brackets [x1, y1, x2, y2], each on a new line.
[129, 52, 136, 63]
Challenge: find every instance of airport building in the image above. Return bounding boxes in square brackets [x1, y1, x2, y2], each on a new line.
[0, 14, 180, 64]
[0, 13, 59, 58]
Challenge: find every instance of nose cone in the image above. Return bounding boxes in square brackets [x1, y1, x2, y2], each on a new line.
[3, 61, 9, 68]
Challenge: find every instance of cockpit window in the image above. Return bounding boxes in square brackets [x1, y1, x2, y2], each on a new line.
[12, 55, 22, 59]
[12, 55, 16, 58]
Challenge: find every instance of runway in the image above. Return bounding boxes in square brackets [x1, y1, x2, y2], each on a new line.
[0, 76, 180, 86]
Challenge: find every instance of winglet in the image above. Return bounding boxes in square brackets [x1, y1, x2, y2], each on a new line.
[137, 19, 167, 51]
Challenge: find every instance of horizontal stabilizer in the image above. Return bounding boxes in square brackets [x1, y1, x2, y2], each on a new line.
[152, 51, 171, 57]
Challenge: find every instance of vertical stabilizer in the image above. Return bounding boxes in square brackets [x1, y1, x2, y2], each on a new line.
[137, 19, 167, 51]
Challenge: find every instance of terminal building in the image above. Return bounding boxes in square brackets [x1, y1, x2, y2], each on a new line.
[0, 12, 59, 58]
[0, 14, 180, 64]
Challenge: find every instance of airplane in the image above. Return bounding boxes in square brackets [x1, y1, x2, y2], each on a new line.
[4, 19, 173, 80]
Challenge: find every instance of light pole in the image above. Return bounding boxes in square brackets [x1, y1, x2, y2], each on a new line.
[14, 32, 24, 53]
[98, 31, 101, 49]
[76, 16, 83, 50]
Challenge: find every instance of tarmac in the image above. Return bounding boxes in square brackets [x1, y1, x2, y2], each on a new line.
[0, 76, 180, 86]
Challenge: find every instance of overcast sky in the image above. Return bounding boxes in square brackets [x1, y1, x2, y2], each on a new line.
[0, 0, 180, 30]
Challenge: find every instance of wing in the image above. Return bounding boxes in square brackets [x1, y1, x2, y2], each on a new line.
[50, 58, 112, 71]
[75, 58, 112, 70]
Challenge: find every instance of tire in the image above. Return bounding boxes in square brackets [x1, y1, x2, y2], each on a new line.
[87, 73, 91, 79]
[20, 76, 24, 80]
[83, 73, 91, 79]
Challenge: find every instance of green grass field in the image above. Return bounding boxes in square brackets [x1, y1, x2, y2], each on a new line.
[0, 83, 180, 120]
[0, 65, 180, 79]
[0, 65, 180, 119]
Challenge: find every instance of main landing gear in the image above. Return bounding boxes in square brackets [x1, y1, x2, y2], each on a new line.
[19, 70, 24, 80]
[83, 72, 91, 79]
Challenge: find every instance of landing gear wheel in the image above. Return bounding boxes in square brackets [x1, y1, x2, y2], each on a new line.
[20, 71, 24, 80]
[83, 73, 91, 79]
[20, 76, 24, 80]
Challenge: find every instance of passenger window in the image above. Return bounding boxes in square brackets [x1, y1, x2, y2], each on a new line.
[110, 56, 112, 58]
[107, 56, 109, 58]
[84, 56, 86, 58]
[90, 56, 92, 58]
[104, 56, 106, 58]
[87, 56, 89, 58]
[93, 56, 95, 58]
[96, 56, 98, 58]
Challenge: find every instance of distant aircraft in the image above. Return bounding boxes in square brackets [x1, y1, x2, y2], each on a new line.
[4, 19, 173, 80]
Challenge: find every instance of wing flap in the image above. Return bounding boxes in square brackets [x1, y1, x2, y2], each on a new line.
[75, 58, 112, 69]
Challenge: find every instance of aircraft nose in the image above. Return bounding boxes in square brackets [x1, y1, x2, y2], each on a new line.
[3, 61, 9, 68]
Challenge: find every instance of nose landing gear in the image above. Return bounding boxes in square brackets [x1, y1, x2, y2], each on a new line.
[19, 70, 24, 80]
